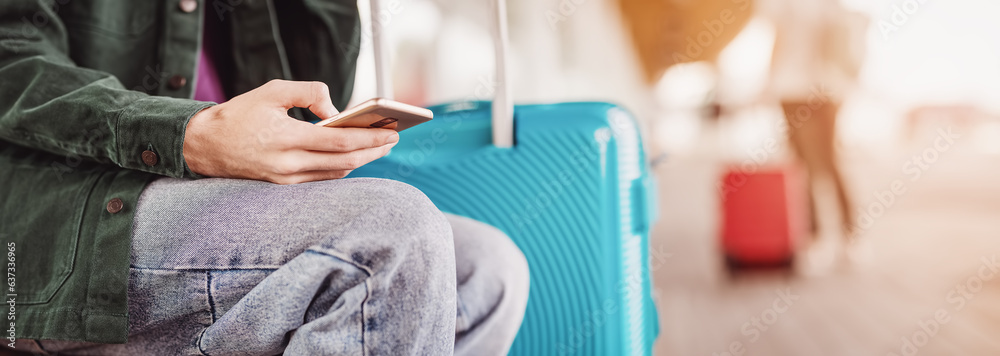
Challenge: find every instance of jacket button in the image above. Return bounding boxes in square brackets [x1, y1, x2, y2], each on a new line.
[178, 0, 198, 13]
[168, 75, 187, 90]
[107, 198, 124, 214]
[141, 150, 159, 166]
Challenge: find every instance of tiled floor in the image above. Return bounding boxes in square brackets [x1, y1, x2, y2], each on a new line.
[650, 134, 1000, 355]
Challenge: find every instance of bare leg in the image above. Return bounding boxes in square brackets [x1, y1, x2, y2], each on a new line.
[781, 100, 855, 239]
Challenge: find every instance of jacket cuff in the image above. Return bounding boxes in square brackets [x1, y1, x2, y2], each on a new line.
[116, 97, 215, 179]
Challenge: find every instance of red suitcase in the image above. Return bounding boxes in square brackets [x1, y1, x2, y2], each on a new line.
[719, 165, 808, 267]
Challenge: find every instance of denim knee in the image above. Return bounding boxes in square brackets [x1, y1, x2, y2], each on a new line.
[312, 178, 456, 288]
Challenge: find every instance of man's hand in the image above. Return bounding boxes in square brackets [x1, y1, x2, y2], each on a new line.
[183, 80, 398, 184]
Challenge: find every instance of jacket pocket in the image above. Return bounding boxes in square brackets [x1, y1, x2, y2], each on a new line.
[0, 143, 92, 305]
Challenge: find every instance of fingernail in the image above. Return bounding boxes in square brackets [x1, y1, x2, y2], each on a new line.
[385, 132, 399, 145]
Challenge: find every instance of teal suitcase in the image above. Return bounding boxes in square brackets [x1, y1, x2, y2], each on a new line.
[349, 101, 659, 355]
[350, 0, 659, 353]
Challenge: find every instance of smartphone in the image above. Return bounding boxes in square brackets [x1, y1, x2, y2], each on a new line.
[314, 98, 433, 132]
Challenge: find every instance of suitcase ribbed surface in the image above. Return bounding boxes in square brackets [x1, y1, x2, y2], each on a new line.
[350, 102, 658, 355]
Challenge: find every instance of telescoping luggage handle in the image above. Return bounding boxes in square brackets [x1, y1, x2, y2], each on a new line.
[368, 0, 515, 148]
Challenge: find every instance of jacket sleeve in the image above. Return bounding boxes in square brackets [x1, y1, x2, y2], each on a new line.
[0, 0, 213, 178]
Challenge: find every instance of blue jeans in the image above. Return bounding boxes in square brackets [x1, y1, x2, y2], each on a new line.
[21, 178, 529, 355]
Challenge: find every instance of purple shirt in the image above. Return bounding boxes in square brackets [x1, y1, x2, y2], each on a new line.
[194, 16, 227, 103]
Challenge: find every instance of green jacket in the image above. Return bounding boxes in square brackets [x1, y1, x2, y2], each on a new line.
[0, 0, 359, 343]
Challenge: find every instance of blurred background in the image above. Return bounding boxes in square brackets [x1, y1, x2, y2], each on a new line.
[351, 0, 1000, 354]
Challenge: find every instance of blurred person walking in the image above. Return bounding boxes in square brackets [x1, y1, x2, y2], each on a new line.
[758, 0, 870, 269]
